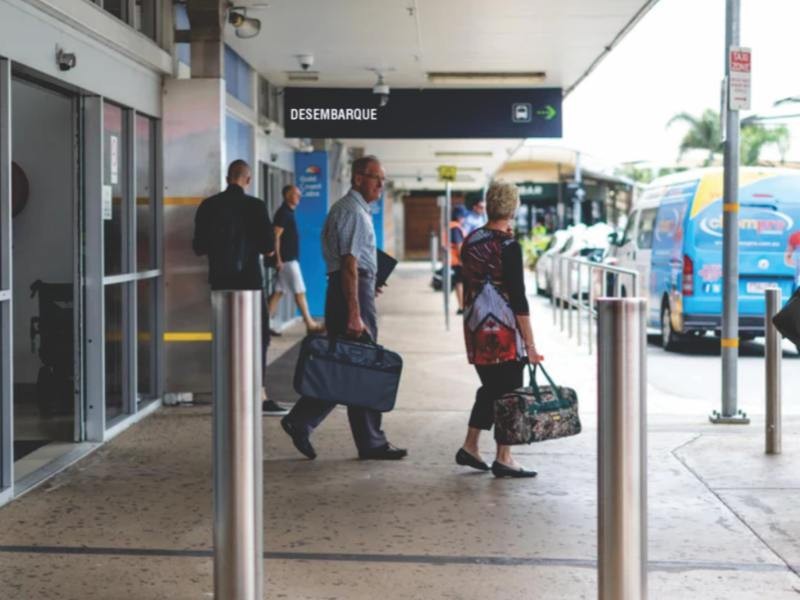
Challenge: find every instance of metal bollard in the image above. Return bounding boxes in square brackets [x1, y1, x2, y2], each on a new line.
[560, 258, 567, 332]
[212, 291, 264, 600]
[765, 288, 782, 455]
[576, 262, 583, 346]
[552, 256, 558, 324]
[597, 298, 648, 600]
[430, 233, 439, 274]
[588, 265, 594, 355]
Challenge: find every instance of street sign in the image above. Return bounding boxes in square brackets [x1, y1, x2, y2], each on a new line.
[437, 165, 457, 182]
[284, 88, 562, 138]
[728, 46, 751, 111]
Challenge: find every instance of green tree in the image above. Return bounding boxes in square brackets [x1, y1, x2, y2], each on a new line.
[740, 124, 791, 165]
[667, 109, 722, 166]
[667, 110, 791, 166]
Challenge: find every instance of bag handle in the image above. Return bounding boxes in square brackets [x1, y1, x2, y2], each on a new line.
[526, 362, 564, 405]
[326, 332, 384, 362]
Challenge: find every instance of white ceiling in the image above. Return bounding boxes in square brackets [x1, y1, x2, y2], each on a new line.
[226, 0, 658, 190]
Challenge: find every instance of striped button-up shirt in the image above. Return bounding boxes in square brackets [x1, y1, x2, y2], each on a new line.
[322, 189, 377, 277]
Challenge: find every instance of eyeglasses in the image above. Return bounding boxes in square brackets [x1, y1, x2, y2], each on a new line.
[361, 173, 386, 184]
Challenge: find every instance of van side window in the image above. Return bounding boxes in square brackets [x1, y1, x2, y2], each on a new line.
[620, 212, 637, 245]
[636, 208, 658, 249]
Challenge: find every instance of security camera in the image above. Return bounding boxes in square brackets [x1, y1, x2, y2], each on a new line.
[297, 54, 314, 71]
[56, 48, 76, 72]
[373, 74, 390, 107]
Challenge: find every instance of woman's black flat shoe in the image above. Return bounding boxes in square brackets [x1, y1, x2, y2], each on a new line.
[456, 448, 490, 471]
[491, 461, 537, 478]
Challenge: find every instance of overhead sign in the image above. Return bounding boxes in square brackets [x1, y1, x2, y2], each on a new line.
[284, 88, 562, 139]
[728, 47, 751, 111]
[437, 165, 457, 182]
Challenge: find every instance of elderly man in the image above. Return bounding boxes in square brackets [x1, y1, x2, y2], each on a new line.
[281, 155, 407, 460]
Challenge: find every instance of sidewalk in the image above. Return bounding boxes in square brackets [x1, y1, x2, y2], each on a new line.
[0, 262, 798, 599]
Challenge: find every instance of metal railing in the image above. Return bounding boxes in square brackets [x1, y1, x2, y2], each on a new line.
[550, 254, 641, 354]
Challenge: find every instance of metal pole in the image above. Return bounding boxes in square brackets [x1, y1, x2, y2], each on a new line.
[588, 265, 594, 355]
[577, 262, 583, 346]
[598, 298, 648, 600]
[443, 182, 452, 331]
[551, 255, 558, 324]
[765, 288, 782, 454]
[714, 0, 748, 424]
[430, 231, 438, 274]
[212, 291, 264, 600]
[567, 260, 574, 338]
[560, 258, 566, 332]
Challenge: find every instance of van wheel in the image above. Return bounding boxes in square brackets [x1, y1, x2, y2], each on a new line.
[661, 304, 681, 351]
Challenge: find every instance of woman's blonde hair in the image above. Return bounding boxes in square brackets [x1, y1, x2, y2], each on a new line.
[485, 181, 519, 221]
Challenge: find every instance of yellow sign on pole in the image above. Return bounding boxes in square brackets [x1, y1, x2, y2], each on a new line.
[437, 165, 457, 182]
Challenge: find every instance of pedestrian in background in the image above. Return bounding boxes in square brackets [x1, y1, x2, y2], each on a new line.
[192, 159, 287, 416]
[463, 197, 488, 235]
[267, 184, 324, 334]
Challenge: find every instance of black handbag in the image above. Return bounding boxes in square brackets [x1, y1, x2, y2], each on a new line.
[293, 334, 403, 412]
[772, 287, 800, 347]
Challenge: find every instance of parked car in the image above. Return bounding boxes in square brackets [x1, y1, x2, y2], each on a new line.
[607, 167, 800, 351]
[535, 223, 613, 300]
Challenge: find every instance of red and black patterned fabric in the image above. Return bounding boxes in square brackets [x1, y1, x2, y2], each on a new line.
[461, 227, 526, 365]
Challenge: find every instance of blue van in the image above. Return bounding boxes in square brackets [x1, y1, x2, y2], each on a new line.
[612, 168, 800, 351]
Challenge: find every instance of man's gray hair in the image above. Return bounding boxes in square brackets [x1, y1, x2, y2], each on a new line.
[351, 155, 380, 184]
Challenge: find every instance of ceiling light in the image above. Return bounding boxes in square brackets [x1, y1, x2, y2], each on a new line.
[286, 70, 320, 82]
[434, 151, 494, 158]
[427, 72, 546, 85]
[228, 7, 261, 39]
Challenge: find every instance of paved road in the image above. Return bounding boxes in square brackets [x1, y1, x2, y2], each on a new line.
[645, 333, 800, 415]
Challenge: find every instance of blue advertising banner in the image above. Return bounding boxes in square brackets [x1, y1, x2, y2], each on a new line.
[294, 151, 329, 317]
[284, 87, 562, 139]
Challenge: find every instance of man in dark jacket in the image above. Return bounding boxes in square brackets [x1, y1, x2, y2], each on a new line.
[192, 159, 287, 415]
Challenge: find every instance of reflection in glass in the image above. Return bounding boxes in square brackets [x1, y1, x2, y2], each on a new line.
[104, 103, 127, 276]
[136, 115, 155, 271]
[137, 278, 155, 401]
[105, 284, 124, 422]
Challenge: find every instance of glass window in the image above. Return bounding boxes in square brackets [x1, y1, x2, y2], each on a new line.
[636, 208, 658, 250]
[104, 103, 127, 276]
[105, 283, 125, 422]
[134, 0, 157, 41]
[224, 46, 253, 107]
[135, 115, 155, 271]
[137, 278, 155, 402]
[103, 0, 129, 21]
[225, 114, 254, 186]
[174, 2, 191, 66]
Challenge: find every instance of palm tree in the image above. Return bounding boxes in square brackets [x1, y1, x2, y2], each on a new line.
[667, 109, 722, 166]
[667, 110, 791, 166]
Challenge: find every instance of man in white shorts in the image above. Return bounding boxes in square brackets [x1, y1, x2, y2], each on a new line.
[268, 185, 324, 333]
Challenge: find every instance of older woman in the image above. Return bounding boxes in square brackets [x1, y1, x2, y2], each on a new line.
[455, 181, 544, 478]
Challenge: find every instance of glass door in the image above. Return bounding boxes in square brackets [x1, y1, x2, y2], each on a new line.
[0, 58, 12, 504]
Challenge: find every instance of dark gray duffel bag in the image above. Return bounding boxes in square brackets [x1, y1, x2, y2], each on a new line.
[293, 334, 403, 412]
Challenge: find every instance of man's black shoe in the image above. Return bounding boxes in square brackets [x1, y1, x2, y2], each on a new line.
[359, 443, 407, 460]
[280, 417, 316, 460]
[455, 448, 490, 471]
